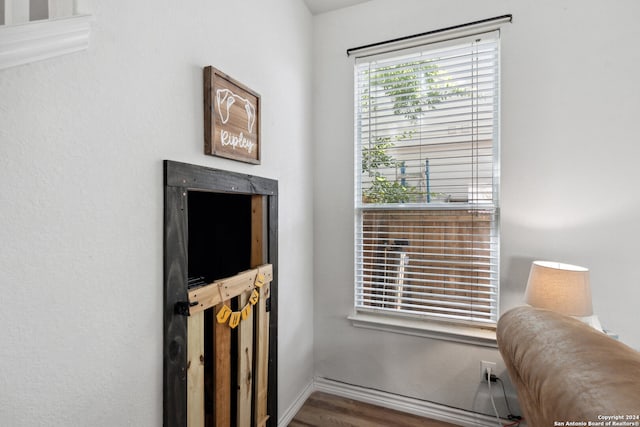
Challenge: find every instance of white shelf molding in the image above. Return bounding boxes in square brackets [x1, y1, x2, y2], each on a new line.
[0, 14, 92, 70]
[48, 0, 75, 20]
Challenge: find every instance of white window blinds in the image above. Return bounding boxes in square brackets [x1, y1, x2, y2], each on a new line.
[354, 31, 500, 326]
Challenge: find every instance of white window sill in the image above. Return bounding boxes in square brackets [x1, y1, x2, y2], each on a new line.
[348, 312, 498, 348]
[0, 14, 92, 70]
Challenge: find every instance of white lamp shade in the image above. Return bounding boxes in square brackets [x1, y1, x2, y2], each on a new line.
[524, 261, 593, 316]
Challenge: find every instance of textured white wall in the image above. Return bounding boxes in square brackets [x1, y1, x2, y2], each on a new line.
[0, 0, 314, 425]
[312, 0, 640, 416]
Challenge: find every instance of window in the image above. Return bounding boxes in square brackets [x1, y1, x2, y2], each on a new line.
[354, 30, 500, 328]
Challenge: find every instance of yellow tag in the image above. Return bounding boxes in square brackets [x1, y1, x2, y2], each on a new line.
[229, 312, 241, 329]
[216, 305, 232, 324]
[255, 273, 265, 288]
[241, 304, 251, 320]
[249, 289, 260, 305]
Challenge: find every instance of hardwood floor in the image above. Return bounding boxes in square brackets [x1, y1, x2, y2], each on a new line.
[289, 392, 459, 427]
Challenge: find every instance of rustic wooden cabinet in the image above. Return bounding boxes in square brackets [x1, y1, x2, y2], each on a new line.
[164, 161, 278, 427]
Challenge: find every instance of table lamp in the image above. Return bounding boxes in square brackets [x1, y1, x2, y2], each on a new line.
[524, 260, 602, 331]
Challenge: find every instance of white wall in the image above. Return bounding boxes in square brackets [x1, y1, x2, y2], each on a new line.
[0, 0, 314, 425]
[312, 0, 640, 417]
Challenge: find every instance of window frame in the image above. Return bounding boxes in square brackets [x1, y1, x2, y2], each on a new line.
[351, 25, 503, 338]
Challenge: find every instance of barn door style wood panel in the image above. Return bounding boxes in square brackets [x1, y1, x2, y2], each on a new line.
[164, 161, 278, 427]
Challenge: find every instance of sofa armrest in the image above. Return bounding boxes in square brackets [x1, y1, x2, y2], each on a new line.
[497, 306, 640, 426]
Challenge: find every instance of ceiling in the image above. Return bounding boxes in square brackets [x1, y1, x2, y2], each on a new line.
[303, 0, 371, 15]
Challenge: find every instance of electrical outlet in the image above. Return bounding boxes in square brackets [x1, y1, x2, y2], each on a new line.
[481, 360, 496, 380]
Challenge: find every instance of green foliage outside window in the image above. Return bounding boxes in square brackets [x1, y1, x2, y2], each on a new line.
[361, 136, 421, 203]
[361, 61, 464, 203]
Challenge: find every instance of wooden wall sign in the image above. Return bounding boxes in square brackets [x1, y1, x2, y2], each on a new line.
[204, 66, 261, 164]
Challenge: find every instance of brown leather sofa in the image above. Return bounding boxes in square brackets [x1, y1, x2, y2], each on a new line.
[497, 306, 640, 426]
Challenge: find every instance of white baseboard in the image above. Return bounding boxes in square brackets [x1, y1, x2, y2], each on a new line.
[278, 376, 508, 427]
[277, 379, 315, 427]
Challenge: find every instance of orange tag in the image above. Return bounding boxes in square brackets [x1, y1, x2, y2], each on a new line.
[255, 273, 265, 288]
[241, 304, 252, 320]
[229, 312, 241, 329]
[249, 289, 260, 305]
[216, 305, 232, 324]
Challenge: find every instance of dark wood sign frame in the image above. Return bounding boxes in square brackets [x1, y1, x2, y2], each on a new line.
[163, 160, 278, 426]
[204, 67, 261, 164]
